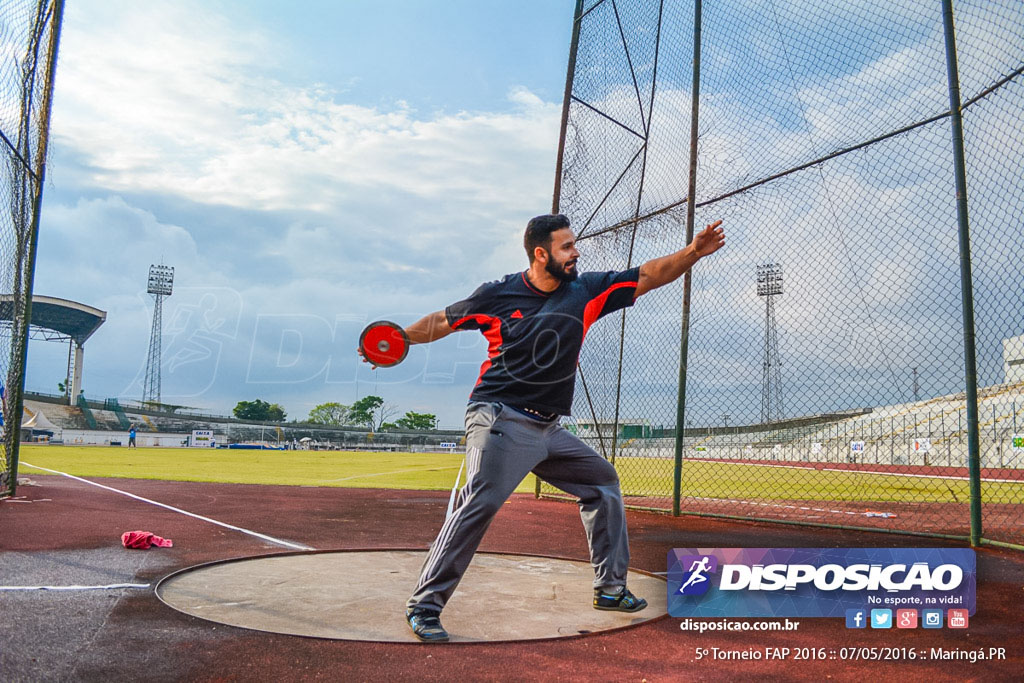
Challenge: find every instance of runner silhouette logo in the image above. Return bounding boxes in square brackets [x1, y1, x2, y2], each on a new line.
[677, 555, 718, 595]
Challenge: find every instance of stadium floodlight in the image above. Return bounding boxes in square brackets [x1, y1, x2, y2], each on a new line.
[757, 263, 784, 423]
[756, 263, 783, 297]
[143, 264, 174, 405]
[147, 264, 174, 296]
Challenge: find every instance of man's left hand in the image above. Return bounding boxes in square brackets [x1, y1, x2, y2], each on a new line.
[693, 220, 725, 258]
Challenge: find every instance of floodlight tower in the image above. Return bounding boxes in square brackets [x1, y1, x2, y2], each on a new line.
[142, 264, 174, 405]
[757, 263, 784, 423]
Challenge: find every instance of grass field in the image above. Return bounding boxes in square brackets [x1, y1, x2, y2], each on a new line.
[17, 445, 1024, 504]
[17, 445, 536, 493]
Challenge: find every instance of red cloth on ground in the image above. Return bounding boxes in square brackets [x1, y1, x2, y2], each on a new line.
[121, 530, 173, 549]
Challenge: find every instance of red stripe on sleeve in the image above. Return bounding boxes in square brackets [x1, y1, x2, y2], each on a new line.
[582, 281, 638, 340]
[452, 314, 503, 386]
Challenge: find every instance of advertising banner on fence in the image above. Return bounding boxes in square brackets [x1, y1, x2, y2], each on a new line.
[190, 430, 214, 448]
[668, 548, 976, 618]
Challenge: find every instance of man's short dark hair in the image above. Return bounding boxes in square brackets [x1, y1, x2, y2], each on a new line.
[524, 213, 571, 262]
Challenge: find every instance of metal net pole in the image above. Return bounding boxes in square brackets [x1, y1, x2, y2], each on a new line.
[1, 0, 64, 498]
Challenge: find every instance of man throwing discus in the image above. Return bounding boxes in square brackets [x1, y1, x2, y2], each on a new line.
[360, 213, 725, 642]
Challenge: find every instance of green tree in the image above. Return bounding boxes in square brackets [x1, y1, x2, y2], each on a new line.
[394, 411, 438, 430]
[307, 402, 350, 425]
[233, 399, 287, 422]
[267, 403, 287, 422]
[349, 395, 396, 431]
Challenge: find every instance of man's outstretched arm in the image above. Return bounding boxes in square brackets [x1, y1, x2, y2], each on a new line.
[633, 220, 725, 299]
[357, 311, 453, 367]
[403, 310, 454, 344]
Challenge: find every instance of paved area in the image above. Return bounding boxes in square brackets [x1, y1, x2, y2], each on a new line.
[157, 550, 666, 641]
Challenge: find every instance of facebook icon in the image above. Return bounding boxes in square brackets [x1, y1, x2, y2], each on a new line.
[846, 609, 867, 629]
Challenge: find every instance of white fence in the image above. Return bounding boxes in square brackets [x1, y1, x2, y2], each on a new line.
[59, 430, 211, 448]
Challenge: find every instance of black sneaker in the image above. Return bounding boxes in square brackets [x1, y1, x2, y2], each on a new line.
[593, 587, 648, 612]
[406, 607, 450, 642]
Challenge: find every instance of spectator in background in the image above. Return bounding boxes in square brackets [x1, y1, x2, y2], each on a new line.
[128, 425, 137, 448]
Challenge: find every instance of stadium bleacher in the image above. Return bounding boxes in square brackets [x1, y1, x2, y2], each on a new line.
[576, 381, 1024, 470]
[23, 392, 465, 451]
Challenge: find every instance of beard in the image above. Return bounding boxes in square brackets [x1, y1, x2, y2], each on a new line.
[545, 253, 579, 283]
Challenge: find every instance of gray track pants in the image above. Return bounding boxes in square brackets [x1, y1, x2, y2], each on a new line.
[407, 401, 630, 612]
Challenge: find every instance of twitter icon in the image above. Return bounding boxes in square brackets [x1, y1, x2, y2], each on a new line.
[870, 609, 893, 629]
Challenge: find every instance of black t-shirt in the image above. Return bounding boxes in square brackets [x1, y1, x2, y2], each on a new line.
[445, 267, 641, 415]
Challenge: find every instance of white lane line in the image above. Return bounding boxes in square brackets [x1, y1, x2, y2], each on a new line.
[817, 465, 1022, 484]
[690, 495, 897, 519]
[322, 465, 460, 483]
[703, 459, 1022, 484]
[0, 583, 150, 591]
[21, 462, 313, 551]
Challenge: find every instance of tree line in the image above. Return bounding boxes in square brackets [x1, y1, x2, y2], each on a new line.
[307, 396, 437, 431]
[232, 395, 437, 431]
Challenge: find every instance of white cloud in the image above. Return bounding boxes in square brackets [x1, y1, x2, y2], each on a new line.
[27, 1, 572, 422]
[51, 1, 560, 217]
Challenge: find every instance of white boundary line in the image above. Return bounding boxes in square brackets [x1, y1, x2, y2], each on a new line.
[21, 462, 313, 551]
[688, 495, 897, 519]
[322, 465, 460, 483]
[0, 583, 150, 591]
[699, 459, 1023, 484]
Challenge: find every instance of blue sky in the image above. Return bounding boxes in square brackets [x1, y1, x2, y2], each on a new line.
[229, 0, 574, 111]
[27, 0, 575, 426]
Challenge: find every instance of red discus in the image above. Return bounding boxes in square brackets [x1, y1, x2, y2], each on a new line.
[359, 320, 410, 367]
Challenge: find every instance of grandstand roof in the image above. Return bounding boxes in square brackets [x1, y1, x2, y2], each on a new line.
[0, 295, 106, 345]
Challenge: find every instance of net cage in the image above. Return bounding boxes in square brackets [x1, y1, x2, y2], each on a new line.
[545, 0, 1024, 548]
[0, 0, 63, 497]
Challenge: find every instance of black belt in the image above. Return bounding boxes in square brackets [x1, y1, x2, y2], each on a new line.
[507, 405, 559, 422]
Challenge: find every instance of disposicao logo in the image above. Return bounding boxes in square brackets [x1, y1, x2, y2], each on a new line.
[667, 548, 976, 619]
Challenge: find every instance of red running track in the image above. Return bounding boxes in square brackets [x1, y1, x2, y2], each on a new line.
[1, 475, 1021, 681]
